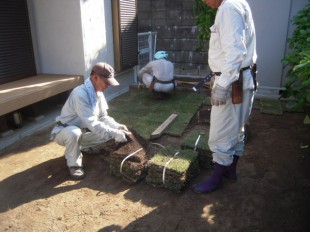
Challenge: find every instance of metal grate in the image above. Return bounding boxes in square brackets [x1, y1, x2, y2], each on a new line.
[138, 31, 157, 70]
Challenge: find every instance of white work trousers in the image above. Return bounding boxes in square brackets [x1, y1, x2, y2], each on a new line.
[54, 126, 110, 167]
[209, 89, 254, 166]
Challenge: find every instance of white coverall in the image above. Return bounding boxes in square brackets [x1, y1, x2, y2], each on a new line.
[138, 59, 175, 92]
[51, 81, 123, 167]
[208, 0, 257, 166]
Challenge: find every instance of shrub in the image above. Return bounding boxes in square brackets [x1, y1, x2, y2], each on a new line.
[193, 0, 216, 51]
[281, 3, 310, 112]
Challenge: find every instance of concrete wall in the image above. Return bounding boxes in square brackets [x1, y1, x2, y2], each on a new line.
[137, 0, 209, 78]
[27, 0, 135, 99]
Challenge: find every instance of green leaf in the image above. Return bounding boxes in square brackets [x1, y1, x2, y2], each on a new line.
[281, 3, 310, 111]
[304, 114, 310, 124]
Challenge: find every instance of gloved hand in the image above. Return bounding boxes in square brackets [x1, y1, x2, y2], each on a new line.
[114, 130, 127, 143]
[118, 124, 129, 132]
[211, 84, 228, 106]
[118, 124, 132, 138]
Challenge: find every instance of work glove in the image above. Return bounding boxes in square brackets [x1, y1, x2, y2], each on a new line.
[114, 130, 127, 143]
[211, 84, 228, 106]
[118, 124, 129, 132]
[114, 129, 131, 143]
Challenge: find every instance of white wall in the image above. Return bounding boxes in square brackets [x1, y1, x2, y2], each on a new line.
[247, 0, 291, 96]
[80, 0, 115, 76]
[27, 0, 135, 99]
[79, 0, 135, 98]
[247, 0, 308, 97]
[28, 0, 85, 76]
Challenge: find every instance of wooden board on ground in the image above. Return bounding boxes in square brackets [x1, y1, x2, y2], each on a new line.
[150, 113, 178, 139]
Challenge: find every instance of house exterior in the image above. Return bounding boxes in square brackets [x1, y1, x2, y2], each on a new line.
[0, 0, 308, 148]
[0, 0, 138, 148]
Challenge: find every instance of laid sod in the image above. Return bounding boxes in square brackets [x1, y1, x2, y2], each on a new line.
[108, 88, 204, 139]
[259, 98, 283, 115]
[180, 128, 212, 169]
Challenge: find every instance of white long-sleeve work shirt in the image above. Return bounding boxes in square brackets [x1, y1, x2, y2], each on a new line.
[51, 82, 120, 138]
[209, 0, 257, 89]
[138, 59, 175, 92]
[138, 59, 174, 82]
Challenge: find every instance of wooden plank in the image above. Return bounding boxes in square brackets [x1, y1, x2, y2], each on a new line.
[0, 74, 84, 116]
[150, 113, 178, 139]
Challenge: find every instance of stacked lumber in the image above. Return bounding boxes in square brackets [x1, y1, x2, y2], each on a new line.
[146, 149, 199, 193]
[107, 129, 149, 183]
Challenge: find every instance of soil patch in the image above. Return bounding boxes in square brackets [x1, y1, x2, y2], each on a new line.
[0, 105, 310, 231]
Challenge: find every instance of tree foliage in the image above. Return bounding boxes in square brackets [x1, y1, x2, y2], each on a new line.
[281, 3, 310, 111]
[193, 0, 216, 51]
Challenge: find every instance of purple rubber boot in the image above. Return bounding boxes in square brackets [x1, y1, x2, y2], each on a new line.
[193, 162, 227, 193]
[224, 155, 239, 182]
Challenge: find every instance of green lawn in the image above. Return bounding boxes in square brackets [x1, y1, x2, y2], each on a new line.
[108, 88, 205, 139]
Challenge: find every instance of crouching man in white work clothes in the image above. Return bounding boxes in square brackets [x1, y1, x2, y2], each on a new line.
[138, 51, 175, 99]
[50, 62, 130, 180]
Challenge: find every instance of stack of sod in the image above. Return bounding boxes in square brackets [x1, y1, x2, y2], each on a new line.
[80, 139, 121, 156]
[146, 149, 199, 193]
[107, 129, 149, 183]
[180, 128, 212, 169]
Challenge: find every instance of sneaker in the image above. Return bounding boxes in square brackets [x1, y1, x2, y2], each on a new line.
[69, 166, 85, 180]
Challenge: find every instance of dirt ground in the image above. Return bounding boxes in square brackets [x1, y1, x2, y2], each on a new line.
[0, 105, 310, 232]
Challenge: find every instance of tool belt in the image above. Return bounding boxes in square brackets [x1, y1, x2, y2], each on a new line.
[231, 66, 248, 104]
[57, 121, 69, 127]
[57, 121, 90, 132]
[214, 65, 257, 104]
[149, 76, 176, 92]
[251, 64, 258, 91]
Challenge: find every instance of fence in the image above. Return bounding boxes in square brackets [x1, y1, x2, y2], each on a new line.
[137, 31, 157, 71]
